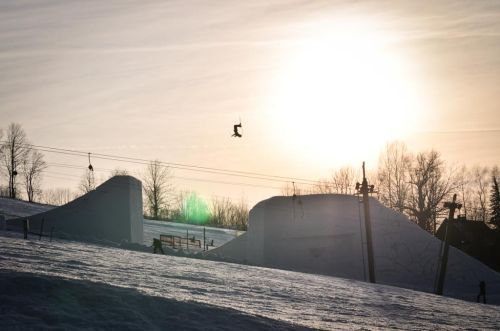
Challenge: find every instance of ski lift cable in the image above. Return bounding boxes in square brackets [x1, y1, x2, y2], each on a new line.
[15, 142, 312, 182]
[42, 171, 255, 205]
[47, 162, 99, 170]
[3, 141, 340, 192]
[91, 154, 310, 185]
[8, 141, 321, 185]
[45, 161, 282, 190]
[174, 175, 282, 190]
[42, 150, 341, 192]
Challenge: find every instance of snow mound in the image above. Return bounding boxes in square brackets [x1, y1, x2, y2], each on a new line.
[212, 194, 500, 303]
[6, 176, 143, 244]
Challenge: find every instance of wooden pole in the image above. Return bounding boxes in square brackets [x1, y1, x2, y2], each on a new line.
[23, 219, 29, 239]
[39, 218, 45, 240]
[435, 194, 461, 295]
[361, 162, 376, 284]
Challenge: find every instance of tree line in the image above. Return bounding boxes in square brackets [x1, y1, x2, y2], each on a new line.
[285, 141, 500, 234]
[0, 123, 248, 230]
[2, 123, 498, 233]
[0, 123, 47, 202]
[0, 122, 103, 204]
[142, 160, 248, 230]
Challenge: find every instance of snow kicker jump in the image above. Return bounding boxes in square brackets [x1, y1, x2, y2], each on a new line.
[211, 194, 500, 303]
[7, 176, 143, 244]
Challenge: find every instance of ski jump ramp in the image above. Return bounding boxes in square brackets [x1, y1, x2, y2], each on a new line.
[8, 176, 143, 244]
[212, 194, 500, 303]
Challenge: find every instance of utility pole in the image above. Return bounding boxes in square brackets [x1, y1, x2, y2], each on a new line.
[356, 162, 376, 283]
[435, 194, 461, 295]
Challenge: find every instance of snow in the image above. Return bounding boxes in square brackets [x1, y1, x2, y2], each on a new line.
[0, 187, 240, 251]
[0, 197, 53, 220]
[143, 219, 243, 251]
[5, 176, 144, 244]
[1, 232, 500, 330]
[213, 194, 500, 303]
[3, 193, 500, 306]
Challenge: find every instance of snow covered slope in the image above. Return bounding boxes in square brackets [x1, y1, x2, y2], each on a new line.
[143, 219, 243, 250]
[1, 232, 500, 330]
[0, 197, 241, 250]
[212, 194, 500, 303]
[0, 197, 53, 220]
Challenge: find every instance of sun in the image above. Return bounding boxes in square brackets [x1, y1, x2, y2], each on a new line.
[267, 19, 422, 165]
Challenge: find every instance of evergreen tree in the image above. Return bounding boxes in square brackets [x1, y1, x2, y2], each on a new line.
[490, 176, 500, 230]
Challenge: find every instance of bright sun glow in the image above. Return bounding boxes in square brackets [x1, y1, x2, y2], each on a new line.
[268, 19, 422, 165]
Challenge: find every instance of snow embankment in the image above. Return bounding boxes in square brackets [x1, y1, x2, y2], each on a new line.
[0, 197, 53, 220]
[1, 232, 500, 330]
[213, 194, 500, 303]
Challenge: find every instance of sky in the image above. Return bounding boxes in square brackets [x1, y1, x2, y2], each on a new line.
[1, 0, 500, 206]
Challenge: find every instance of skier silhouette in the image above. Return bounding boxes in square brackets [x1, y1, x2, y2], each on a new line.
[152, 238, 164, 254]
[232, 122, 242, 137]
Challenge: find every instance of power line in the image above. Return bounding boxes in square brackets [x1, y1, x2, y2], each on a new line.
[173, 175, 282, 190]
[43, 169, 255, 205]
[45, 162, 282, 190]
[0, 142, 284, 205]
[411, 128, 500, 135]
[35, 143, 319, 184]
[3, 141, 321, 187]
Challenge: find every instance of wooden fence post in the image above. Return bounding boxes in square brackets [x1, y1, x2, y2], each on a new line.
[23, 219, 29, 239]
[39, 218, 45, 240]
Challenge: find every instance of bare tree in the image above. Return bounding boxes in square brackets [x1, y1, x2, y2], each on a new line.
[79, 168, 96, 194]
[311, 166, 359, 194]
[2, 123, 28, 199]
[108, 168, 129, 178]
[170, 190, 188, 220]
[377, 141, 411, 213]
[231, 198, 249, 231]
[456, 165, 472, 219]
[456, 165, 492, 221]
[21, 148, 47, 202]
[42, 188, 75, 206]
[406, 150, 455, 233]
[493, 166, 500, 179]
[209, 196, 229, 227]
[470, 166, 490, 222]
[313, 179, 334, 194]
[143, 160, 173, 219]
[281, 182, 306, 196]
[331, 166, 358, 194]
[209, 196, 248, 230]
